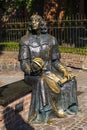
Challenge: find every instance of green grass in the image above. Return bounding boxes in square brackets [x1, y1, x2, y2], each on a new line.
[59, 46, 87, 55]
[0, 42, 87, 55]
[0, 42, 19, 51]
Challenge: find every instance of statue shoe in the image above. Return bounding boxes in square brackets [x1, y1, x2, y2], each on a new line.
[65, 109, 76, 115]
[69, 105, 78, 113]
[32, 114, 43, 124]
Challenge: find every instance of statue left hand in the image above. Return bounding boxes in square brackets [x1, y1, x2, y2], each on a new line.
[63, 71, 75, 80]
[58, 64, 75, 80]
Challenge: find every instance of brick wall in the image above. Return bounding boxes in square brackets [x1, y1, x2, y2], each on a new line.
[0, 93, 31, 130]
[0, 51, 87, 72]
[61, 53, 87, 69]
[0, 51, 20, 72]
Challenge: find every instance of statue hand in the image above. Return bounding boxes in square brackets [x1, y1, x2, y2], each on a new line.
[24, 63, 31, 74]
[64, 71, 75, 80]
[58, 64, 75, 80]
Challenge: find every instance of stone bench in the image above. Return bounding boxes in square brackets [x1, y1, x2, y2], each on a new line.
[0, 80, 32, 130]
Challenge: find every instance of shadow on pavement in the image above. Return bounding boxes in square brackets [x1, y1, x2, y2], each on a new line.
[3, 106, 34, 130]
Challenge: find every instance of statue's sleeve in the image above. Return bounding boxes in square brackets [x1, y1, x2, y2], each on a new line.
[18, 40, 31, 74]
[51, 37, 61, 61]
[51, 37, 63, 70]
[18, 40, 29, 60]
[51, 38, 68, 75]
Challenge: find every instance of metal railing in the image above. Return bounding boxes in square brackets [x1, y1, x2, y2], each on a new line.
[0, 18, 28, 42]
[48, 15, 87, 48]
[0, 15, 87, 48]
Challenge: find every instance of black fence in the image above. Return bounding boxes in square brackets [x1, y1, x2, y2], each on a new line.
[0, 14, 87, 48]
[48, 15, 87, 48]
[0, 18, 28, 42]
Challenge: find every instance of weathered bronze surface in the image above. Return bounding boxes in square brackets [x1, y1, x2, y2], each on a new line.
[19, 14, 78, 123]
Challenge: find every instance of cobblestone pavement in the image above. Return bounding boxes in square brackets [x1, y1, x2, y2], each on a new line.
[0, 69, 87, 130]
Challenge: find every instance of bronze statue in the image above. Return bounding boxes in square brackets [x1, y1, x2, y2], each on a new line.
[18, 14, 78, 123]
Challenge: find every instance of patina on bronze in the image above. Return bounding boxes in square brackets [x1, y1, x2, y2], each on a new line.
[18, 14, 78, 123]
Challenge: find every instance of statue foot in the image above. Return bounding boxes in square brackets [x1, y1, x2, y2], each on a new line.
[31, 118, 42, 124]
[57, 109, 67, 118]
[68, 105, 78, 113]
[31, 114, 43, 124]
[65, 109, 76, 115]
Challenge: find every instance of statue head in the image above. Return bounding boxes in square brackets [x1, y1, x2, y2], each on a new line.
[30, 14, 42, 30]
[28, 13, 48, 34]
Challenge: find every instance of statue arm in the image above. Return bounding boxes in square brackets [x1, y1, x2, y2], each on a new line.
[51, 39, 74, 79]
[18, 40, 45, 75]
[18, 40, 31, 75]
[20, 59, 30, 75]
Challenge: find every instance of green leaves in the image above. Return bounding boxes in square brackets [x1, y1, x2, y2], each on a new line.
[1, 0, 34, 22]
[26, 0, 33, 12]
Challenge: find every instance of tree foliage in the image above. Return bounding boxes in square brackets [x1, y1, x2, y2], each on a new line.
[0, 0, 35, 22]
[0, 0, 80, 23]
[66, 0, 79, 16]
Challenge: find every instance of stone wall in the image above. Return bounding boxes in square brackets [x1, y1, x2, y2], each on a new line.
[61, 53, 87, 70]
[0, 94, 31, 130]
[0, 51, 87, 72]
[0, 51, 20, 72]
[0, 79, 32, 130]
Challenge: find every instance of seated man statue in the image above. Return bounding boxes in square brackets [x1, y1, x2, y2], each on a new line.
[18, 14, 78, 123]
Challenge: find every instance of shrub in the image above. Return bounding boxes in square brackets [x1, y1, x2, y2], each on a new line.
[59, 46, 87, 55]
[0, 42, 19, 51]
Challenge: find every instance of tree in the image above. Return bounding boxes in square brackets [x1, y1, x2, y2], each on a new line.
[0, 0, 35, 22]
[43, 0, 66, 26]
[66, 0, 80, 16]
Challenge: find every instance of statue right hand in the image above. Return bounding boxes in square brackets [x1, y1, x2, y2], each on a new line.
[24, 63, 31, 74]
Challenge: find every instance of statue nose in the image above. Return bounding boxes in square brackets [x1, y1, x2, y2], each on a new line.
[32, 20, 35, 24]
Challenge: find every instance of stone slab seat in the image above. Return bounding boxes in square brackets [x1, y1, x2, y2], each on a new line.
[0, 80, 32, 106]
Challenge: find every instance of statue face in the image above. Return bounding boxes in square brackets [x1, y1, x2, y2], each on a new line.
[30, 14, 42, 30]
[32, 18, 40, 30]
